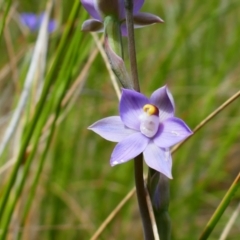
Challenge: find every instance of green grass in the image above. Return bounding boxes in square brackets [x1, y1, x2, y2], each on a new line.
[0, 0, 239, 239]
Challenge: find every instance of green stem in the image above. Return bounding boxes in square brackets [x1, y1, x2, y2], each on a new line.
[0, 0, 12, 39]
[103, 16, 132, 88]
[17, 43, 79, 240]
[199, 172, 240, 240]
[1, 24, 80, 239]
[0, 0, 80, 224]
[124, 0, 154, 239]
[124, 0, 139, 91]
[1, 19, 80, 240]
[104, 16, 124, 58]
[134, 154, 155, 240]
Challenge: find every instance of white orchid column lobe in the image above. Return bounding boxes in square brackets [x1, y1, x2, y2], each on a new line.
[139, 104, 159, 138]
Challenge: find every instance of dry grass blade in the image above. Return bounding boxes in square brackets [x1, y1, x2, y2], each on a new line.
[145, 186, 160, 240]
[0, 157, 15, 175]
[0, 45, 100, 175]
[219, 202, 240, 240]
[3, 4, 19, 91]
[51, 183, 94, 231]
[13, 224, 89, 232]
[90, 188, 136, 240]
[0, 2, 53, 157]
[91, 33, 121, 100]
[61, 42, 100, 107]
[171, 90, 240, 154]
[0, 49, 25, 84]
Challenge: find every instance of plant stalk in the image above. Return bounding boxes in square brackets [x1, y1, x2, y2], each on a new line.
[199, 172, 240, 240]
[124, 0, 154, 239]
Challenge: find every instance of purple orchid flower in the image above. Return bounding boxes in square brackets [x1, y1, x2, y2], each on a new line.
[81, 0, 163, 36]
[20, 13, 56, 33]
[88, 86, 192, 179]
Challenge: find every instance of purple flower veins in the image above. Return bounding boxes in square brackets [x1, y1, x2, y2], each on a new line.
[88, 86, 192, 179]
[81, 0, 163, 36]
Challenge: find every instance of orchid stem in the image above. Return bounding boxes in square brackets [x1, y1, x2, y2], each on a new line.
[124, 0, 154, 239]
[134, 154, 155, 240]
[124, 0, 140, 91]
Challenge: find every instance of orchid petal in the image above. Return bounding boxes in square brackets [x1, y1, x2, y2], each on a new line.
[20, 13, 56, 32]
[121, 12, 163, 36]
[110, 132, 149, 166]
[120, 23, 128, 36]
[150, 86, 175, 121]
[118, 0, 125, 20]
[48, 20, 57, 33]
[133, 0, 145, 14]
[133, 12, 164, 27]
[118, 0, 144, 21]
[120, 89, 149, 130]
[81, 19, 103, 32]
[88, 116, 137, 142]
[154, 117, 193, 148]
[144, 143, 172, 179]
[81, 0, 102, 20]
[20, 13, 38, 31]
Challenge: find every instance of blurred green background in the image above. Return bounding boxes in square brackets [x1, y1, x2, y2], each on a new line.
[0, 0, 239, 239]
